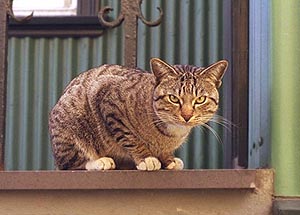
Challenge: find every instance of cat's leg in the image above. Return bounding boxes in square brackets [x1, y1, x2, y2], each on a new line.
[85, 157, 116, 170]
[136, 156, 161, 171]
[159, 153, 184, 170]
[117, 137, 162, 171]
[122, 144, 161, 171]
[166, 158, 184, 170]
[52, 140, 89, 170]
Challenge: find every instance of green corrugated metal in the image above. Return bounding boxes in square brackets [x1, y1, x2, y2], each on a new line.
[6, 0, 228, 170]
[271, 0, 300, 196]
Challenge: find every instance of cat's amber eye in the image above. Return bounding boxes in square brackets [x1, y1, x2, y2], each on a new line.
[168, 95, 180, 104]
[195, 96, 207, 105]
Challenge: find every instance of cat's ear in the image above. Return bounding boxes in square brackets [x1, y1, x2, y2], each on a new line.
[150, 58, 178, 80]
[197, 60, 228, 88]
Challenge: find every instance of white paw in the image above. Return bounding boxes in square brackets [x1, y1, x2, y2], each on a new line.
[85, 157, 116, 170]
[136, 157, 161, 171]
[166, 157, 184, 170]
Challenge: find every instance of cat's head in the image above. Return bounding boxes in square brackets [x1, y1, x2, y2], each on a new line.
[150, 58, 228, 127]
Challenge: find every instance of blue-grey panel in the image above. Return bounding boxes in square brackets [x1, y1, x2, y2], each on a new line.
[248, 0, 271, 168]
[6, 0, 229, 170]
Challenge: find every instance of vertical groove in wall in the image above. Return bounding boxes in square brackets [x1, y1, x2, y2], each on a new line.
[6, 0, 227, 170]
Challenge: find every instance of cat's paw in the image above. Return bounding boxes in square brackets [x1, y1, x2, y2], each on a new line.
[166, 157, 184, 170]
[136, 157, 161, 171]
[85, 157, 116, 170]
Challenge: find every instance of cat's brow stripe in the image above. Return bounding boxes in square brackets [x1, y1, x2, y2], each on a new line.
[153, 95, 165, 101]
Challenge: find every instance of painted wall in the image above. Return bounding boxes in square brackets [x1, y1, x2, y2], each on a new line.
[271, 0, 300, 196]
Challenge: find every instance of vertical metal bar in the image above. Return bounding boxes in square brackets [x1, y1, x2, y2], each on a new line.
[122, 0, 139, 68]
[0, 0, 8, 170]
[222, 0, 233, 168]
[232, 0, 249, 168]
[98, 0, 162, 68]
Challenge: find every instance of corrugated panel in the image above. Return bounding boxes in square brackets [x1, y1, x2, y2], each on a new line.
[6, 0, 228, 170]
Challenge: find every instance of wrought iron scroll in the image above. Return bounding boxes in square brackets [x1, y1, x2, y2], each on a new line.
[7, 0, 34, 23]
[98, 0, 163, 68]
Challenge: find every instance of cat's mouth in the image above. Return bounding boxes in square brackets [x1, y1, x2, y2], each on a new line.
[176, 117, 200, 127]
[176, 115, 210, 127]
[156, 113, 203, 128]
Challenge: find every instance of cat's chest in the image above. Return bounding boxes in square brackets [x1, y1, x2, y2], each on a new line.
[163, 124, 190, 147]
[146, 123, 191, 153]
[165, 124, 191, 137]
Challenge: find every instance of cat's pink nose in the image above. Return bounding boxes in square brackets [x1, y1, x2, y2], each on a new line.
[182, 113, 192, 122]
[181, 105, 193, 122]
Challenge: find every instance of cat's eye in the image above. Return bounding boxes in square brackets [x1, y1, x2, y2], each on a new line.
[195, 96, 207, 105]
[168, 95, 180, 104]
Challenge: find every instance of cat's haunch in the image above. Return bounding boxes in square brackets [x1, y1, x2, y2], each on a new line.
[49, 58, 228, 171]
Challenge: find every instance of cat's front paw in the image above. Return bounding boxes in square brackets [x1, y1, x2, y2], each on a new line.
[85, 157, 116, 170]
[136, 157, 161, 171]
[166, 157, 184, 170]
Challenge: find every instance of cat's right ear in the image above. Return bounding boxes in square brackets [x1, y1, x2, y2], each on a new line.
[150, 58, 178, 81]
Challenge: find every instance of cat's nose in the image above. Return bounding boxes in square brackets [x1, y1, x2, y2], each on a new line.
[181, 105, 193, 122]
[181, 113, 193, 122]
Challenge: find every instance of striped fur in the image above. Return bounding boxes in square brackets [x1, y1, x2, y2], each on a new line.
[49, 58, 228, 170]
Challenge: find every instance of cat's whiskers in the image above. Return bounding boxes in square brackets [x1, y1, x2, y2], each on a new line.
[200, 123, 223, 144]
[210, 115, 235, 132]
[192, 115, 231, 144]
[206, 119, 231, 131]
[195, 114, 233, 131]
[212, 114, 236, 127]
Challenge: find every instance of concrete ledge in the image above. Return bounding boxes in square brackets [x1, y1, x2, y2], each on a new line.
[0, 169, 271, 190]
[0, 170, 274, 214]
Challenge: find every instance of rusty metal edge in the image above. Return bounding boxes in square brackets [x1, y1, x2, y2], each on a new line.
[0, 169, 273, 190]
[0, 0, 8, 171]
[8, 30, 104, 38]
[8, 16, 105, 38]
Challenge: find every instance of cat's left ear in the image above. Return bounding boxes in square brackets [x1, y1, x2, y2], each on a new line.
[196, 60, 228, 88]
[150, 58, 179, 81]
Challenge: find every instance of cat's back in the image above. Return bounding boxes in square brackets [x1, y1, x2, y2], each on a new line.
[49, 63, 155, 143]
[50, 64, 153, 117]
[64, 64, 145, 92]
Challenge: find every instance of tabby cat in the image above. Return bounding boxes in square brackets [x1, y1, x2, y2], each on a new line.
[49, 58, 228, 171]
